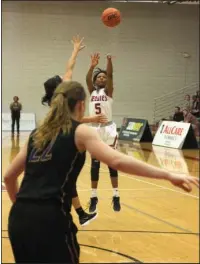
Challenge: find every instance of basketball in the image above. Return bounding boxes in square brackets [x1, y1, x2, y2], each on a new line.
[101, 8, 121, 28]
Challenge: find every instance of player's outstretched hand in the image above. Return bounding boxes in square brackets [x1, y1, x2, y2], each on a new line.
[72, 35, 85, 52]
[91, 53, 100, 67]
[168, 173, 199, 192]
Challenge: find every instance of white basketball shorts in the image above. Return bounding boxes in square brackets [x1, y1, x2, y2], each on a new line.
[91, 121, 118, 149]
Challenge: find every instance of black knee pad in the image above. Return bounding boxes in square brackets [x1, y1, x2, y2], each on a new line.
[108, 167, 118, 177]
[91, 158, 100, 181]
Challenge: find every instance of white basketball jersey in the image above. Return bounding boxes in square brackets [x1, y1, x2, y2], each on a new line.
[89, 88, 113, 122]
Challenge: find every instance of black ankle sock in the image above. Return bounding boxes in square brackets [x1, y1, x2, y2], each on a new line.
[76, 207, 85, 217]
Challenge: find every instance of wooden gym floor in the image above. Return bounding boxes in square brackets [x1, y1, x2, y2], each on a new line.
[1, 132, 199, 263]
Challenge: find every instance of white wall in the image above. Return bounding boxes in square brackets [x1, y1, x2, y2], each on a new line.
[2, 1, 199, 126]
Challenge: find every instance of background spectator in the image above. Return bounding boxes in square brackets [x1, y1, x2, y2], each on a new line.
[183, 108, 199, 136]
[191, 96, 200, 117]
[184, 94, 191, 111]
[10, 96, 22, 136]
[173, 106, 184, 122]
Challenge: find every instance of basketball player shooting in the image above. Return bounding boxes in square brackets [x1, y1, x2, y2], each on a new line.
[86, 53, 120, 212]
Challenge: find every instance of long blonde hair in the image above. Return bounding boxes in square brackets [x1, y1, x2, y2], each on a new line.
[33, 81, 86, 150]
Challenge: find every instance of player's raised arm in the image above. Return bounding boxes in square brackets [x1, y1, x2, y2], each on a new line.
[75, 124, 199, 193]
[86, 53, 100, 94]
[63, 35, 85, 81]
[105, 54, 114, 98]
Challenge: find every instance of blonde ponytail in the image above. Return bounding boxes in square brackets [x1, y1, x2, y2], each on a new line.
[32, 81, 85, 150]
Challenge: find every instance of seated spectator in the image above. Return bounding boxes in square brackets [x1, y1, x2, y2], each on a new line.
[184, 94, 191, 111]
[183, 108, 199, 135]
[191, 96, 200, 117]
[173, 106, 184, 122]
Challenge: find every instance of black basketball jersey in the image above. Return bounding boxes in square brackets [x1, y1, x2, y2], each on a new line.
[17, 119, 85, 213]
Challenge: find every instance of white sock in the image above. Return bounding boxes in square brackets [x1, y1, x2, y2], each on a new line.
[91, 189, 97, 198]
[113, 188, 119, 197]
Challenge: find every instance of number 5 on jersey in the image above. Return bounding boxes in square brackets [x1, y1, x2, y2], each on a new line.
[95, 103, 101, 114]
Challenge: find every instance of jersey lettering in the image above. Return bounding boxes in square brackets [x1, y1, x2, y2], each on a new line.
[89, 89, 112, 121]
[91, 95, 108, 102]
[29, 140, 55, 163]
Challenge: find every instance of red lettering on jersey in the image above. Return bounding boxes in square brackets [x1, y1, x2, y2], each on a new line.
[91, 94, 108, 102]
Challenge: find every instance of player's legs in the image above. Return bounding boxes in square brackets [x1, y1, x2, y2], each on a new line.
[89, 123, 121, 212]
[109, 166, 121, 211]
[16, 115, 20, 135]
[11, 115, 16, 135]
[88, 126, 101, 213]
[91, 158, 101, 189]
[72, 186, 97, 226]
[106, 125, 121, 212]
[108, 134, 118, 190]
[8, 200, 80, 263]
[89, 158, 100, 212]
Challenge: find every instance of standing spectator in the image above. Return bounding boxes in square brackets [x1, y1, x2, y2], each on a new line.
[183, 108, 199, 136]
[184, 94, 191, 111]
[10, 96, 22, 136]
[173, 106, 184, 122]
